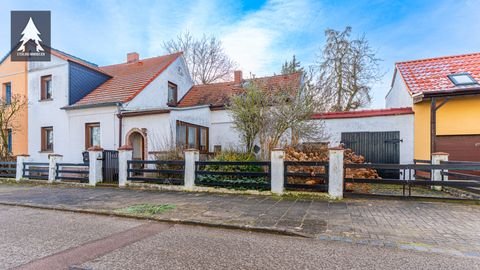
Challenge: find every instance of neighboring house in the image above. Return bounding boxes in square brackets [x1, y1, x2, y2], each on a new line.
[312, 108, 414, 166]
[386, 52, 480, 161]
[27, 49, 111, 162]
[0, 52, 28, 156]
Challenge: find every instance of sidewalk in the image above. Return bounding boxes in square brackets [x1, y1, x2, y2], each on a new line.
[0, 183, 479, 257]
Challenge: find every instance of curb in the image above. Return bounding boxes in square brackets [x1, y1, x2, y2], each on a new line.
[0, 201, 313, 239]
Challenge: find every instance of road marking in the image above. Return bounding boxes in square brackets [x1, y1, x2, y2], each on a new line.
[14, 222, 172, 270]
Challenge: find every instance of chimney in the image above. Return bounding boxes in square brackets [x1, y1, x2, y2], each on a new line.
[127, 52, 139, 63]
[234, 70, 243, 83]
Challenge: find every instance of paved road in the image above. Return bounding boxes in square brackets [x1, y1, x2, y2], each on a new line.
[0, 206, 478, 270]
[0, 184, 479, 257]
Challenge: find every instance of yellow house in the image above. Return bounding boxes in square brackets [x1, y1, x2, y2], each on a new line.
[386, 52, 480, 162]
[0, 52, 28, 156]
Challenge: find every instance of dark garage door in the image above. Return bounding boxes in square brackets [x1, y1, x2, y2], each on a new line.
[341, 131, 401, 178]
[436, 135, 480, 162]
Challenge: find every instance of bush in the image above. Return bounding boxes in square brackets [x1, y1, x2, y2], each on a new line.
[198, 150, 269, 190]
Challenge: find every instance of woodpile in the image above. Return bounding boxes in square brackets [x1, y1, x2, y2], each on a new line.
[284, 145, 380, 187]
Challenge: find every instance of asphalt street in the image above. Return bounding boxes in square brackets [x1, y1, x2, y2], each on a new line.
[0, 205, 478, 270]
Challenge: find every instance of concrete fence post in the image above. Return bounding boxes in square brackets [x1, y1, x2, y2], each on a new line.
[184, 149, 199, 190]
[270, 148, 285, 195]
[431, 152, 449, 191]
[328, 147, 345, 199]
[48, 154, 63, 183]
[118, 145, 133, 187]
[88, 146, 104, 186]
[15, 155, 29, 181]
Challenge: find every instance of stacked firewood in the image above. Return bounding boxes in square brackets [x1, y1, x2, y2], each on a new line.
[284, 146, 380, 186]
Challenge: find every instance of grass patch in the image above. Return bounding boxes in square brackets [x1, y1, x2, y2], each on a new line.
[117, 203, 176, 216]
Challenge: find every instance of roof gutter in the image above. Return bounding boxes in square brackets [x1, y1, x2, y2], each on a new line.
[62, 102, 121, 110]
[413, 87, 480, 103]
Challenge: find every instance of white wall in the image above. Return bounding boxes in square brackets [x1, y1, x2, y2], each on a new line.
[210, 110, 243, 151]
[385, 69, 413, 108]
[28, 55, 70, 162]
[123, 57, 193, 111]
[66, 106, 119, 162]
[317, 114, 414, 164]
[122, 113, 171, 158]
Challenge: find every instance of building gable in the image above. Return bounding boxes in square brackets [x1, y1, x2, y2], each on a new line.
[68, 61, 110, 105]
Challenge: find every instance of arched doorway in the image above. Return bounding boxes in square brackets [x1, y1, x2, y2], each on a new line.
[126, 129, 146, 160]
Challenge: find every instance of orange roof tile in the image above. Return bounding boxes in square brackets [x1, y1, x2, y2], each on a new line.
[396, 52, 480, 94]
[73, 52, 182, 106]
[178, 72, 302, 108]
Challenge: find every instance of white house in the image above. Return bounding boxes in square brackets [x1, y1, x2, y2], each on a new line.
[28, 49, 300, 163]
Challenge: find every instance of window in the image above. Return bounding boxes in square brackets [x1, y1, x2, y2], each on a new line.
[176, 121, 209, 152]
[7, 129, 12, 153]
[4, 83, 11, 105]
[41, 127, 53, 152]
[448, 73, 477, 86]
[41, 75, 52, 100]
[85, 123, 101, 149]
[167, 82, 178, 106]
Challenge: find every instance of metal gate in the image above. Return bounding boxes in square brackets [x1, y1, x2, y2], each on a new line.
[102, 150, 119, 183]
[341, 131, 400, 178]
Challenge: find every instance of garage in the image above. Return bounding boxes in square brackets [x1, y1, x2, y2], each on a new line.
[436, 135, 480, 162]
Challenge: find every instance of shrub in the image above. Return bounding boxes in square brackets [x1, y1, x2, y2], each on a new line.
[198, 150, 269, 190]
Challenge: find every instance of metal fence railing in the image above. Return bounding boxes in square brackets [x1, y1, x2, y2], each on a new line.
[0, 161, 17, 178]
[127, 160, 185, 185]
[344, 163, 480, 196]
[22, 162, 49, 180]
[195, 161, 271, 189]
[55, 163, 89, 183]
[284, 161, 329, 191]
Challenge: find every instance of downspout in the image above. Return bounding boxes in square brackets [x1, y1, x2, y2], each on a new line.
[430, 98, 436, 157]
[118, 113, 123, 147]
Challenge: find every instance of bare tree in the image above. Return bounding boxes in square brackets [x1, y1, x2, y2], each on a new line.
[228, 83, 265, 154]
[163, 32, 236, 84]
[229, 74, 326, 159]
[315, 27, 382, 111]
[0, 94, 27, 160]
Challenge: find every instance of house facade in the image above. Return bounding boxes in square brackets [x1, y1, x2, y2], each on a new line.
[0, 53, 28, 156]
[23, 49, 300, 163]
[386, 52, 480, 161]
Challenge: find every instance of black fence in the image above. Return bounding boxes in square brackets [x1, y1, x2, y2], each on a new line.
[0, 161, 16, 178]
[22, 162, 49, 180]
[55, 163, 89, 183]
[195, 161, 271, 189]
[127, 160, 185, 185]
[284, 161, 328, 191]
[344, 163, 480, 197]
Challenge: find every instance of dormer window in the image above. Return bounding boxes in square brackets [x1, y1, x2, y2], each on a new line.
[167, 82, 178, 106]
[448, 73, 477, 86]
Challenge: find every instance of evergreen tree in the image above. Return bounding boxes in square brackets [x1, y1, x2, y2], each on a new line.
[281, 55, 303, 74]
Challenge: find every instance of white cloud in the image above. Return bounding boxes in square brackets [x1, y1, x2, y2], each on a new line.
[220, 0, 323, 76]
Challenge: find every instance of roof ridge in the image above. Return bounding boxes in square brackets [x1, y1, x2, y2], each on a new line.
[51, 47, 99, 67]
[191, 71, 302, 87]
[396, 52, 480, 65]
[100, 52, 182, 68]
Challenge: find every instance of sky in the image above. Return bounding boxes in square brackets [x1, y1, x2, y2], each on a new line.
[1, 0, 479, 108]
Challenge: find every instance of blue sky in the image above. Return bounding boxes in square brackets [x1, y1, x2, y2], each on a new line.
[1, 0, 479, 108]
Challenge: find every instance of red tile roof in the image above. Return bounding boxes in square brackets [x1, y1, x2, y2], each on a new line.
[396, 52, 480, 94]
[178, 72, 302, 108]
[311, 107, 413, 119]
[73, 52, 182, 106]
